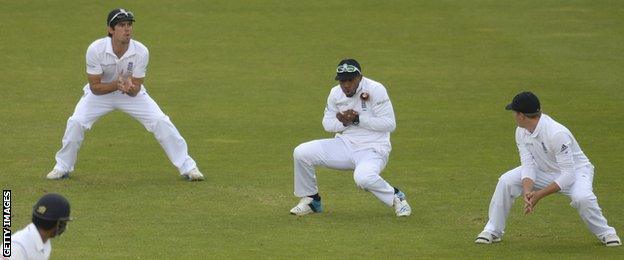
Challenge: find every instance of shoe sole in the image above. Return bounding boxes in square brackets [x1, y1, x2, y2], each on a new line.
[475, 237, 501, 244]
[475, 238, 491, 244]
[289, 210, 313, 216]
[182, 175, 204, 181]
[46, 174, 70, 180]
[605, 241, 621, 247]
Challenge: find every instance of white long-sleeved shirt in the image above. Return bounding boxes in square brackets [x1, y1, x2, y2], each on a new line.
[516, 114, 592, 190]
[322, 77, 396, 156]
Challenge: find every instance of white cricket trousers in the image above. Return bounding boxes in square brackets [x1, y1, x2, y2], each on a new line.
[483, 165, 616, 239]
[293, 138, 395, 206]
[53, 86, 197, 174]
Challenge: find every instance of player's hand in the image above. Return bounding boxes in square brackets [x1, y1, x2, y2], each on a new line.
[115, 75, 127, 93]
[336, 111, 353, 124]
[338, 109, 359, 125]
[336, 112, 348, 124]
[124, 77, 136, 91]
[343, 109, 358, 121]
[119, 76, 138, 96]
[525, 191, 544, 214]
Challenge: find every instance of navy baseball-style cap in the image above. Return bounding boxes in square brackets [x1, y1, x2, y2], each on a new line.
[107, 8, 135, 27]
[32, 193, 72, 221]
[505, 91, 541, 114]
[335, 59, 362, 81]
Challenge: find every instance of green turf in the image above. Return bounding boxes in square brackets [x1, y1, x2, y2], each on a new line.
[1, 0, 623, 258]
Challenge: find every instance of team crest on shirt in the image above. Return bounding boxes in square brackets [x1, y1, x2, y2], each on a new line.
[360, 92, 369, 111]
[127, 62, 134, 74]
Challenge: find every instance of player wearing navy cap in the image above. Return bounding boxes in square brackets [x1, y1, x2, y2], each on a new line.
[475, 92, 621, 247]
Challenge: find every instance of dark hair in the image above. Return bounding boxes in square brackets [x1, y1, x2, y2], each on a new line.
[106, 8, 135, 37]
[32, 214, 58, 231]
[523, 111, 542, 119]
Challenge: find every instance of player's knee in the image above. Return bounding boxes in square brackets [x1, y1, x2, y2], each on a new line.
[498, 173, 514, 184]
[293, 143, 313, 162]
[63, 117, 88, 142]
[570, 193, 596, 208]
[67, 117, 85, 127]
[150, 116, 176, 138]
[496, 178, 515, 191]
[494, 178, 522, 197]
[66, 117, 89, 131]
[353, 173, 377, 189]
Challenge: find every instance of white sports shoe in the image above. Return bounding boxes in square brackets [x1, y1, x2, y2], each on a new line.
[182, 168, 204, 181]
[46, 169, 69, 180]
[289, 197, 322, 216]
[475, 231, 502, 244]
[602, 233, 622, 247]
[393, 191, 411, 217]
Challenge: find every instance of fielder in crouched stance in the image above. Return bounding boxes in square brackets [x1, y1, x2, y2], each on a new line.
[475, 92, 620, 246]
[290, 59, 411, 217]
[46, 8, 203, 181]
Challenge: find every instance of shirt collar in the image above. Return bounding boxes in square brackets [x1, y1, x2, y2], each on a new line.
[105, 37, 136, 59]
[355, 77, 367, 95]
[27, 223, 49, 252]
[526, 114, 547, 138]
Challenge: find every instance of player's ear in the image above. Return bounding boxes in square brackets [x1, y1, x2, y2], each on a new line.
[520, 112, 530, 121]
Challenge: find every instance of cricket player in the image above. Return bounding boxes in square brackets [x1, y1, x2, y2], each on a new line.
[289, 59, 411, 217]
[46, 8, 204, 181]
[10, 193, 72, 260]
[475, 92, 621, 246]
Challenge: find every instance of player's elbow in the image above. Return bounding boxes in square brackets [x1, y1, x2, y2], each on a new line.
[555, 175, 575, 191]
[379, 120, 396, 132]
[89, 85, 105, 95]
[388, 121, 396, 132]
[322, 121, 338, 132]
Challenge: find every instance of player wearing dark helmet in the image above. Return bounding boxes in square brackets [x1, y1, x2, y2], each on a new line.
[10, 193, 72, 259]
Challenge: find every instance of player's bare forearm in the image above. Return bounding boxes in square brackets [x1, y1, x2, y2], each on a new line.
[89, 81, 120, 95]
[87, 73, 119, 95]
[526, 181, 561, 214]
[521, 178, 534, 194]
[535, 182, 560, 200]
[522, 178, 534, 214]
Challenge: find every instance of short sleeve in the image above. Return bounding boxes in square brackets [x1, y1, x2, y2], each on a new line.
[86, 44, 102, 75]
[132, 48, 149, 78]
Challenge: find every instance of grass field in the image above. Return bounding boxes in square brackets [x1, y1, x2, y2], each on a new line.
[1, 0, 623, 258]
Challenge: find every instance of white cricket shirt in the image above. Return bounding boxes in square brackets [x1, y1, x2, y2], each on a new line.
[322, 77, 396, 156]
[516, 114, 592, 189]
[9, 223, 52, 260]
[85, 37, 149, 85]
